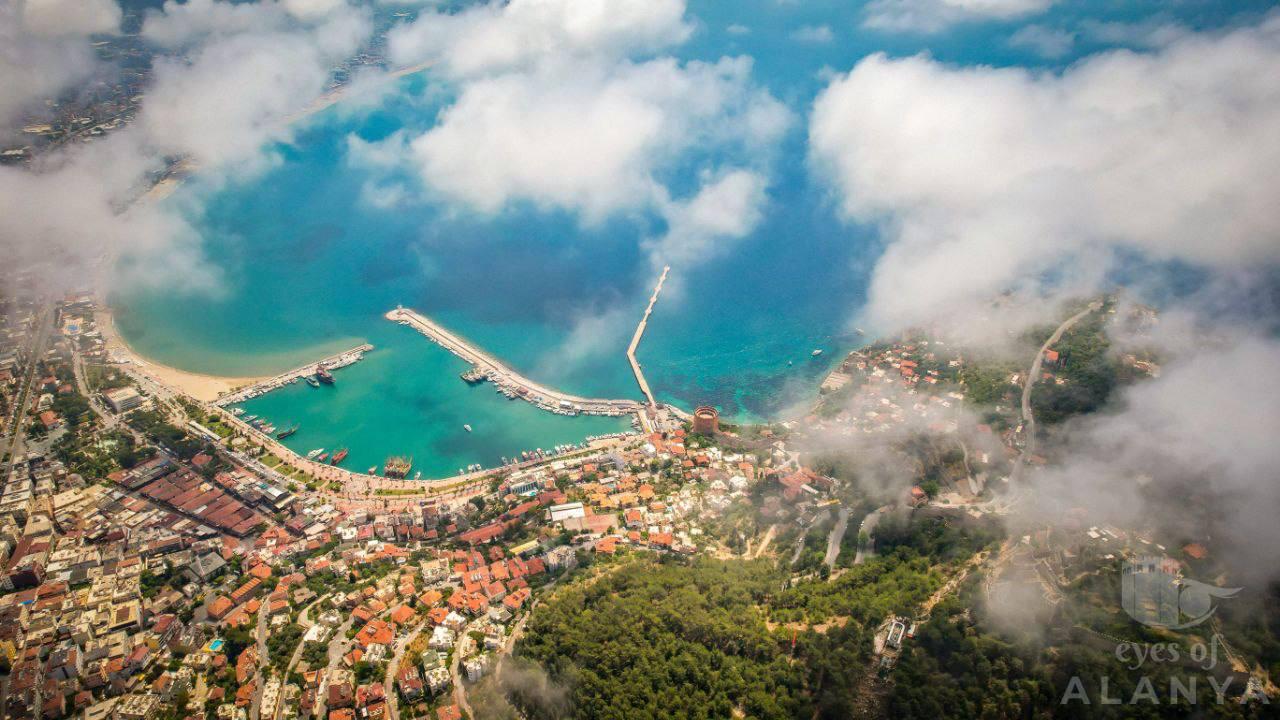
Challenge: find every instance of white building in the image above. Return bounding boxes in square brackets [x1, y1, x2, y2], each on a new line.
[429, 625, 455, 651]
[546, 502, 585, 523]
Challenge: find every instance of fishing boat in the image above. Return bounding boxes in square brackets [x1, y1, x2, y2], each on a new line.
[463, 424, 472, 432]
[277, 424, 299, 440]
[244, 415, 258, 422]
[316, 452, 329, 463]
[306, 448, 325, 460]
[305, 376, 320, 388]
[330, 448, 348, 465]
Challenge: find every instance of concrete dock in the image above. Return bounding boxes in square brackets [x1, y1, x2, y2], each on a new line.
[387, 307, 643, 418]
[628, 265, 668, 409]
[213, 343, 374, 406]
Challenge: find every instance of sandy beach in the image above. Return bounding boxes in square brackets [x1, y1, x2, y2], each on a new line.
[96, 309, 267, 402]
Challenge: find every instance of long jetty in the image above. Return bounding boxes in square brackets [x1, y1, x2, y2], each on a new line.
[628, 265, 669, 409]
[387, 307, 643, 418]
[213, 343, 374, 406]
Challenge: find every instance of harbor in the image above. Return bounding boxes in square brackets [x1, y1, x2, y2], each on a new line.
[386, 307, 645, 419]
[212, 343, 374, 406]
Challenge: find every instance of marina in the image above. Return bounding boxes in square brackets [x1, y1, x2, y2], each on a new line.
[212, 343, 373, 406]
[387, 307, 645, 419]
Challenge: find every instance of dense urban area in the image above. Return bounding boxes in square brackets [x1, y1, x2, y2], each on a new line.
[1, 273, 1276, 720]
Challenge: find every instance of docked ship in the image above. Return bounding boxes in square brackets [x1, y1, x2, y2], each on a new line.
[330, 448, 348, 465]
[460, 367, 487, 384]
[306, 448, 325, 460]
[316, 366, 335, 384]
[276, 424, 298, 439]
[305, 375, 320, 388]
[384, 456, 413, 478]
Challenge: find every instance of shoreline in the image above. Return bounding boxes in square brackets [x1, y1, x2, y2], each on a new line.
[97, 308, 268, 402]
[115, 59, 439, 382]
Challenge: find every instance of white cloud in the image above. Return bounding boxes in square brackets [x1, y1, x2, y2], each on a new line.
[280, 0, 348, 21]
[19, 0, 121, 37]
[810, 16, 1280, 330]
[0, 0, 120, 129]
[863, 0, 1055, 34]
[407, 56, 789, 221]
[1008, 24, 1075, 58]
[1028, 332, 1280, 579]
[645, 169, 768, 268]
[727, 23, 750, 36]
[0, 137, 218, 296]
[140, 6, 371, 169]
[388, 0, 691, 78]
[1, 0, 377, 297]
[144, 0, 366, 54]
[535, 303, 632, 376]
[1078, 17, 1190, 50]
[143, 0, 291, 46]
[791, 24, 834, 44]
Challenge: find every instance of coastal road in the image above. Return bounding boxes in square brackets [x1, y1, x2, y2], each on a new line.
[1012, 300, 1102, 483]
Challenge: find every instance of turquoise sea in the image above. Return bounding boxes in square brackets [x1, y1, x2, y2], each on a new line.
[111, 0, 1269, 479]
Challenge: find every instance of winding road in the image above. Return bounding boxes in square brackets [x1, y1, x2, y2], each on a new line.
[824, 508, 851, 570]
[853, 507, 887, 565]
[1012, 301, 1102, 483]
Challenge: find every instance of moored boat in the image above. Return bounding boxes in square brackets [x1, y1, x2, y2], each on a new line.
[330, 448, 348, 465]
[384, 455, 413, 478]
[277, 424, 299, 439]
[305, 376, 320, 387]
[316, 366, 335, 384]
[306, 448, 325, 460]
